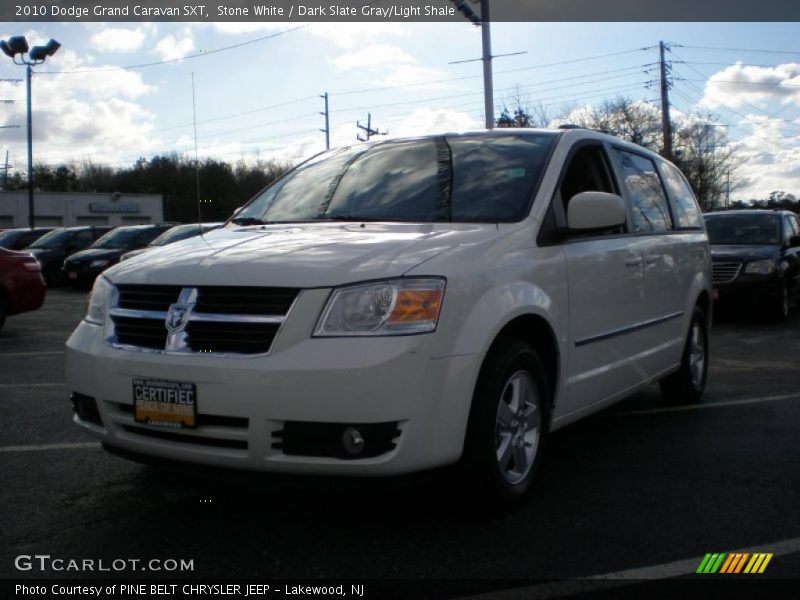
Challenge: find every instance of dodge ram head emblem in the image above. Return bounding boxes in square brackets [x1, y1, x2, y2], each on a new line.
[165, 303, 192, 333]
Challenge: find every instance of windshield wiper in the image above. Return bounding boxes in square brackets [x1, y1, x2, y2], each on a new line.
[231, 216, 269, 225]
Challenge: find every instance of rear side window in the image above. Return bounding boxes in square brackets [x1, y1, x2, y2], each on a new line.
[783, 217, 795, 243]
[660, 162, 703, 229]
[613, 149, 672, 233]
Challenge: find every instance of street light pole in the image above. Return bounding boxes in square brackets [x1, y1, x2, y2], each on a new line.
[0, 35, 60, 229]
[480, 0, 494, 130]
[25, 63, 34, 228]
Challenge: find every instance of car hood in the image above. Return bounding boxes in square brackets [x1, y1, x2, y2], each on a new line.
[709, 244, 779, 262]
[106, 222, 499, 287]
[65, 248, 125, 264]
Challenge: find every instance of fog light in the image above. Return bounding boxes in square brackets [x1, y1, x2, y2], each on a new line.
[342, 427, 365, 456]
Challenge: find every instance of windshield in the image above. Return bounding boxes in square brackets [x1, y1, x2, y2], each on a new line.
[29, 229, 75, 249]
[0, 230, 26, 247]
[232, 134, 557, 224]
[705, 214, 782, 245]
[92, 228, 150, 249]
[149, 225, 203, 246]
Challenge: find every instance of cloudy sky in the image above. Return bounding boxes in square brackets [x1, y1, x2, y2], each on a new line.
[0, 21, 798, 199]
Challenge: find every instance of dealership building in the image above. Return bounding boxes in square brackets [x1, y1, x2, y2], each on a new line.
[0, 191, 164, 228]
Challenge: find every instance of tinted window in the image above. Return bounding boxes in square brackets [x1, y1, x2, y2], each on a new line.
[613, 150, 672, 232]
[661, 162, 703, 229]
[0, 230, 26, 248]
[704, 214, 781, 245]
[783, 217, 795, 243]
[234, 134, 557, 223]
[73, 230, 94, 247]
[93, 228, 152, 249]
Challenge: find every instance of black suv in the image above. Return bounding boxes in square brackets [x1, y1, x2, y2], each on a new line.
[27, 226, 113, 286]
[705, 210, 800, 320]
[0, 227, 54, 251]
[62, 224, 175, 286]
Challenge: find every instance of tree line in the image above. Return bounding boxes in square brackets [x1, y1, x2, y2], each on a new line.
[1, 155, 291, 223]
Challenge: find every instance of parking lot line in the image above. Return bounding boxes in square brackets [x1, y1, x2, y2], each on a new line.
[0, 351, 65, 357]
[463, 536, 800, 599]
[0, 442, 100, 453]
[605, 392, 800, 417]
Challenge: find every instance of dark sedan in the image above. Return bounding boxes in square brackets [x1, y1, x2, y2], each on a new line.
[26, 226, 113, 286]
[705, 210, 800, 320]
[0, 227, 54, 251]
[119, 222, 222, 261]
[62, 224, 175, 286]
[0, 247, 46, 331]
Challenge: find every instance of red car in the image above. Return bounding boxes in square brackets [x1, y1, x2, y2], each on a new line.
[0, 248, 46, 331]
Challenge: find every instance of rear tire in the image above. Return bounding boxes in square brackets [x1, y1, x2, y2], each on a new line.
[659, 306, 708, 404]
[460, 339, 550, 507]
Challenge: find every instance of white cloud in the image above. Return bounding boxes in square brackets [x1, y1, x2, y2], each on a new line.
[152, 29, 195, 62]
[308, 23, 410, 49]
[212, 22, 291, 35]
[700, 62, 800, 109]
[329, 44, 415, 71]
[89, 27, 146, 53]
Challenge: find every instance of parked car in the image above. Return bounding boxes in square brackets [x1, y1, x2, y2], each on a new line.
[26, 226, 113, 286]
[0, 227, 54, 251]
[62, 224, 175, 286]
[120, 223, 222, 261]
[705, 210, 800, 321]
[66, 129, 712, 503]
[0, 247, 46, 331]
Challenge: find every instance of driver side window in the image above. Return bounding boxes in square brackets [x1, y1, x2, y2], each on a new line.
[558, 145, 621, 236]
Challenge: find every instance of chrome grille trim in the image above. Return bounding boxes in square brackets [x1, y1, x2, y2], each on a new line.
[712, 262, 742, 284]
[105, 285, 298, 357]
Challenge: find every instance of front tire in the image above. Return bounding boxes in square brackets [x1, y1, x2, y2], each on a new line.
[659, 306, 708, 404]
[768, 280, 789, 322]
[460, 339, 550, 505]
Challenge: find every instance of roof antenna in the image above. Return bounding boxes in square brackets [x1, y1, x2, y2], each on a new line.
[191, 72, 202, 232]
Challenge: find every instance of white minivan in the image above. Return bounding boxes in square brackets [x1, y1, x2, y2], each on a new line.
[66, 128, 712, 502]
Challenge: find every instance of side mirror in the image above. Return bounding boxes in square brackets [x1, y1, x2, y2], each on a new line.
[790, 235, 800, 248]
[567, 191, 627, 231]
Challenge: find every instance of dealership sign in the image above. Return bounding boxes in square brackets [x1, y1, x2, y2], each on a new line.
[89, 202, 140, 213]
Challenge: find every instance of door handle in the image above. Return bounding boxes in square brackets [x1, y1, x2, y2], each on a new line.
[625, 257, 643, 267]
[645, 254, 660, 265]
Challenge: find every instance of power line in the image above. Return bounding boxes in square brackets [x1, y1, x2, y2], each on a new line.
[37, 25, 310, 74]
[672, 44, 800, 56]
[331, 46, 653, 96]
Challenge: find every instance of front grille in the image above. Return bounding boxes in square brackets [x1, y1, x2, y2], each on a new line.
[712, 262, 742, 284]
[117, 285, 182, 312]
[186, 321, 280, 354]
[194, 286, 298, 315]
[121, 425, 248, 450]
[113, 316, 168, 349]
[108, 285, 298, 355]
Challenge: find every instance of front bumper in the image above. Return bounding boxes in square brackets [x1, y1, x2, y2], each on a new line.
[715, 277, 782, 304]
[65, 291, 479, 476]
[63, 262, 111, 284]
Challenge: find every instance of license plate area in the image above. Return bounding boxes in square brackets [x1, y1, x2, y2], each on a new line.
[133, 378, 197, 429]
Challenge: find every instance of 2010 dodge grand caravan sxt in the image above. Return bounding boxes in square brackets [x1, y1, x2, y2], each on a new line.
[66, 128, 712, 502]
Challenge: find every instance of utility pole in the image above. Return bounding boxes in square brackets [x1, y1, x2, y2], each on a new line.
[357, 113, 386, 142]
[25, 63, 34, 228]
[320, 92, 330, 150]
[450, 1, 525, 130]
[2, 150, 9, 189]
[480, 0, 493, 130]
[659, 41, 673, 161]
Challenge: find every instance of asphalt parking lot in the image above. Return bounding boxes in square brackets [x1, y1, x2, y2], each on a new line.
[1, 289, 799, 590]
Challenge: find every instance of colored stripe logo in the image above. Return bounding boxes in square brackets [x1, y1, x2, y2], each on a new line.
[696, 552, 773, 574]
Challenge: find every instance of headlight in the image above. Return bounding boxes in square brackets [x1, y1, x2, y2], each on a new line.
[90, 259, 110, 269]
[744, 260, 775, 275]
[314, 278, 446, 336]
[85, 277, 111, 325]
